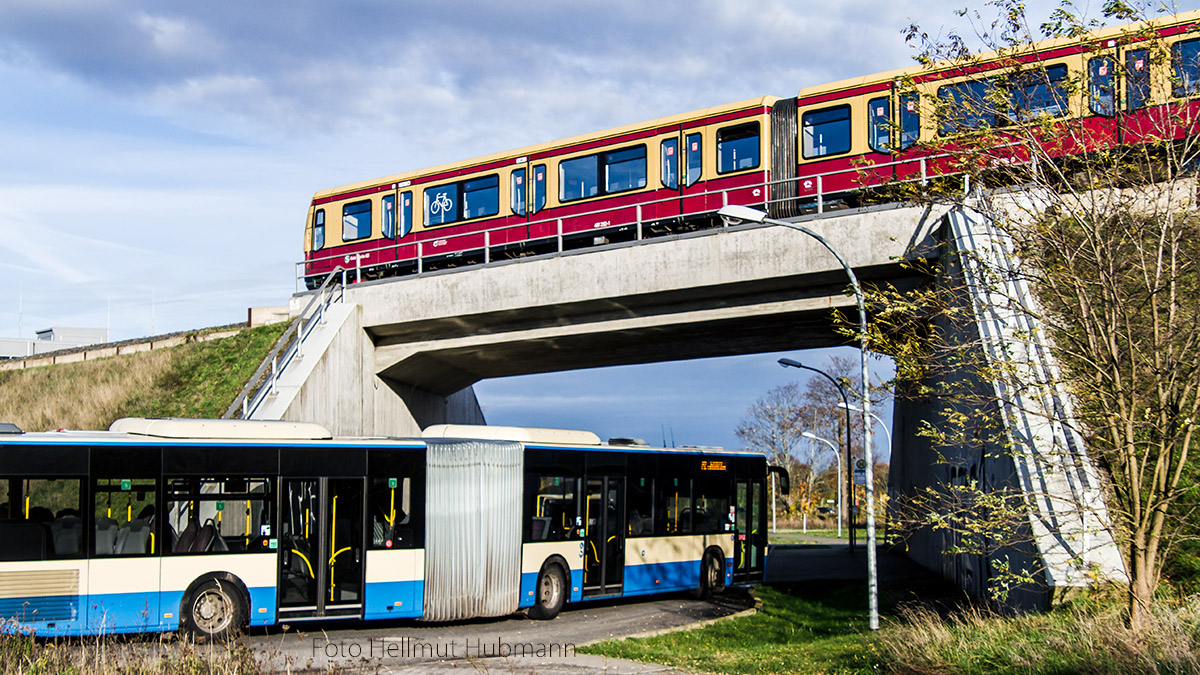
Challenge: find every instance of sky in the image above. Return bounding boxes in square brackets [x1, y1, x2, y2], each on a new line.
[1, 0, 1192, 451]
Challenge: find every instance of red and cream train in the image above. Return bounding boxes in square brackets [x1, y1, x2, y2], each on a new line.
[302, 10, 1200, 288]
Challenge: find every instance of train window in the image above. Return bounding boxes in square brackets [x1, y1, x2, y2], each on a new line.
[1009, 64, 1068, 120]
[899, 93, 920, 149]
[342, 200, 372, 241]
[717, 122, 761, 172]
[531, 164, 547, 214]
[1173, 38, 1200, 97]
[382, 195, 395, 238]
[312, 209, 325, 251]
[868, 97, 891, 153]
[424, 175, 500, 226]
[1127, 48, 1150, 110]
[511, 168, 527, 216]
[661, 138, 679, 189]
[1089, 57, 1117, 117]
[802, 106, 851, 159]
[605, 145, 647, 193]
[937, 79, 998, 134]
[400, 191, 413, 237]
[463, 175, 499, 220]
[559, 145, 647, 202]
[685, 133, 702, 186]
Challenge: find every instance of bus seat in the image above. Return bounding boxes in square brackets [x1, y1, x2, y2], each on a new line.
[191, 522, 217, 552]
[94, 517, 119, 555]
[0, 520, 49, 561]
[531, 517, 552, 540]
[115, 519, 150, 555]
[174, 521, 198, 553]
[51, 515, 83, 556]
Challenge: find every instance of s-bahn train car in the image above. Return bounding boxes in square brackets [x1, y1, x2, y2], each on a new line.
[300, 10, 1200, 288]
[301, 96, 801, 288]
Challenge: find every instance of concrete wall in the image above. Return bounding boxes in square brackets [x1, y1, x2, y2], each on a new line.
[279, 304, 484, 437]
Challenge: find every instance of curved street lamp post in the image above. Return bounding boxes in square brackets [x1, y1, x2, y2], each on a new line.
[801, 431, 843, 538]
[719, 204, 879, 630]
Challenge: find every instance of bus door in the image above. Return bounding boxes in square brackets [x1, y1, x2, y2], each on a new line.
[679, 129, 710, 218]
[733, 478, 766, 583]
[277, 478, 365, 619]
[582, 476, 625, 596]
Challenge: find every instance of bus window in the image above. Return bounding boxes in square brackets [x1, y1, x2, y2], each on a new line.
[382, 195, 395, 238]
[661, 138, 679, 189]
[1173, 38, 1200, 97]
[693, 474, 732, 535]
[526, 476, 579, 542]
[868, 97, 891, 153]
[531, 164, 547, 214]
[627, 477, 655, 537]
[511, 168, 527, 216]
[899, 93, 920, 149]
[368, 476, 413, 548]
[660, 476, 691, 535]
[342, 200, 371, 241]
[0, 478, 83, 560]
[717, 122, 761, 172]
[1090, 57, 1117, 117]
[312, 209, 325, 251]
[164, 478, 273, 554]
[684, 133, 702, 186]
[94, 478, 157, 556]
[1127, 48, 1150, 110]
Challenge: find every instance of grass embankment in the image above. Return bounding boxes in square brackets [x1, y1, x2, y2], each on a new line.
[0, 631, 266, 675]
[583, 583, 1200, 674]
[0, 323, 287, 430]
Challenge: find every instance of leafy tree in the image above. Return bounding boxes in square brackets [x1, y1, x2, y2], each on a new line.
[873, 1, 1200, 626]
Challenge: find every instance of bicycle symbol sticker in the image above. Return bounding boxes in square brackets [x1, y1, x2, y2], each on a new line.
[429, 192, 454, 218]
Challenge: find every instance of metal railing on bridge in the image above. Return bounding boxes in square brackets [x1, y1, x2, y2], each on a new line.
[224, 268, 347, 420]
[294, 150, 971, 291]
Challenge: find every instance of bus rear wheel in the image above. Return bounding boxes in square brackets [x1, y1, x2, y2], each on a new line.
[529, 564, 567, 620]
[185, 579, 245, 642]
[692, 552, 724, 600]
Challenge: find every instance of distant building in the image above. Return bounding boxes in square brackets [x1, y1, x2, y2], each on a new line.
[0, 327, 109, 359]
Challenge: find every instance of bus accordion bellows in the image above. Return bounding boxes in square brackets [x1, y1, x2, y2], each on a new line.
[0, 418, 786, 639]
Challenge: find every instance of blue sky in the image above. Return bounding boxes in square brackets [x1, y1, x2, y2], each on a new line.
[0, 0, 1187, 450]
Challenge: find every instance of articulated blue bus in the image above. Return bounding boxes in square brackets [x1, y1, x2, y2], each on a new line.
[0, 418, 783, 639]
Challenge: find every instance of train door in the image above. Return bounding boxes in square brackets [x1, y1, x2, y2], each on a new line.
[679, 129, 710, 218]
[733, 477, 766, 583]
[277, 478, 365, 620]
[582, 475, 625, 597]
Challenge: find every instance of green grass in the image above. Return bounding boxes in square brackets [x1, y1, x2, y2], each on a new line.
[580, 582, 879, 674]
[119, 323, 288, 420]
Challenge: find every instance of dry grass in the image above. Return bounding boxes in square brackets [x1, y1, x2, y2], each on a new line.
[878, 596, 1200, 674]
[0, 324, 286, 432]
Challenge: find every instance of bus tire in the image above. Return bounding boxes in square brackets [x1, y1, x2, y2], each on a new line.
[184, 578, 246, 642]
[528, 563, 567, 620]
[692, 551, 724, 600]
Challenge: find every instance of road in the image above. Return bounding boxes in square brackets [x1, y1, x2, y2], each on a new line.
[241, 590, 753, 672]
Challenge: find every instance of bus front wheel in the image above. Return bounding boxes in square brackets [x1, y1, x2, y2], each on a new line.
[692, 551, 724, 600]
[185, 579, 246, 642]
[529, 564, 567, 620]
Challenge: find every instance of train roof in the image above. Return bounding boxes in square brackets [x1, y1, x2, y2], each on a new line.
[797, 8, 1200, 100]
[0, 418, 762, 457]
[311, 96, 780, 202]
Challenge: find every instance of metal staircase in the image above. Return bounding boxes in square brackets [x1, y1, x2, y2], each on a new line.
[946, 205, 1126, 588]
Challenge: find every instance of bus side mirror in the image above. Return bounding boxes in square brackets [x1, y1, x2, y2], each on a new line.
[769, 465, 790, 496]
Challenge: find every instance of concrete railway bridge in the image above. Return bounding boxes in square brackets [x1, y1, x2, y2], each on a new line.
[227, 199, 1125, 610]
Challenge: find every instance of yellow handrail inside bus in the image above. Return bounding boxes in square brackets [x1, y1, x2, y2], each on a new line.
[24, 495, 29, 519]
[149, 532, 155, 554]
[292, 549, 315, 578]
[388, 486, 396, 527]
[330, 495, 338, 602]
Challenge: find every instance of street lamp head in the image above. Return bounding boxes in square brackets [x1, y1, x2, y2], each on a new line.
[837, 401, 862, 413]
[801, 431, 819, 441]
[717, 204, 768, 226]
[778, 358, 803, 369]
